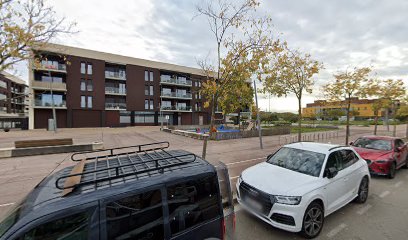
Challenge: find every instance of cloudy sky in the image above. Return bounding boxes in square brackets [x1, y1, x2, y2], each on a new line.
[14, 0, 408, 112]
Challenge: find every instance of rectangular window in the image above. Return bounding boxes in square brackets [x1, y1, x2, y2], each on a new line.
[150, 71, 153, 82]
[145, 100, 149, 110]
[80, 62, 86, 74]
[80, 80, 86, 91]
[167, 175, 220, 235]
[145, 70, 149, 81]
[145, 86, 149, 96]
[87, 64, 93, 75]
[105, 189, 164, 240]
[145, 115, 155, 123]
[87, 80, 93, 91]
[81, 96, 86, 108]
[150, 100, 154, 110]
[0, 80, 7, 89]
[150, 86, 154, 96]
[87, 96, 92, 108]
[22, 212, 89, 239]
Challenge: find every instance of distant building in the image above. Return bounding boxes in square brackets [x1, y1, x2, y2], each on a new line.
[0, 71, 29, 129]
[28, 43, 213, 129]
[302, 98, 384, 120]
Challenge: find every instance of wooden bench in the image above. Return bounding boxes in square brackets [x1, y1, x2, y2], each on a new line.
[15, 138, 73, 149]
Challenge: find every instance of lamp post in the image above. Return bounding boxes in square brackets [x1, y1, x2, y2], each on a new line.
[247, 78, 263, 149]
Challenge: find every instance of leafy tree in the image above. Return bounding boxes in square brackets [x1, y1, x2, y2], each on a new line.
[326, 109, 344, 120]
[262, 45, 323, 141]
[323, 67, 373, 145]
[278, 112, 298, 123]
[0, 0, 75, 72]
[196, 0, 278, 138]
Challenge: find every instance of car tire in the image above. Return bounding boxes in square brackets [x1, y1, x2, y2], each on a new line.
[355, 177, 369, 203]
[388, 162, 396, 179]
[301, 202, 324, 239]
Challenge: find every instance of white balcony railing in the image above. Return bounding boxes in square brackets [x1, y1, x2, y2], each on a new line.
[105, 87, 126, 95]
[161, 105, 192, 112]
[105, 102, 127, 110]
[160, 92, 192, 99]
[160, 76, 192, 86]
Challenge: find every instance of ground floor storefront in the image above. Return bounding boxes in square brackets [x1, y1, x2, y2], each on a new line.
[31, 109, 210, 129]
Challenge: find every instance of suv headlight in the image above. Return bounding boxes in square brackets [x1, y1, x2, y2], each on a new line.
[375, 160, 388, 164]
[274, 195, 302, 205]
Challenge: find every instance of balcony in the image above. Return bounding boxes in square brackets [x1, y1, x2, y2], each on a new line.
[105, 71, 126, 81]
[160, 76, 192, 87]
[105, 102, 127, 110]
[34, 63, 67, 73]
[105, 87, 127, 96]
[32, 81, 67, 91]
[161, 105, 192, 112]
[160, 91, 192, 99]
[34, 100, 66, 109]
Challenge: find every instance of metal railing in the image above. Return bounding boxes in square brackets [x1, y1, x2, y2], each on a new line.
[160, 76, 192, 86]
[161, 92, 192, 99]
[34, 100, 66, 107]
[105, 102, 127, 110]
[105, 87, 126, 95]
[105, 71, 126, 80]
[161, 105, 192, 111]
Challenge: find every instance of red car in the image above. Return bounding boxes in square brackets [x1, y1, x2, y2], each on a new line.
[350, 136, 408, 178]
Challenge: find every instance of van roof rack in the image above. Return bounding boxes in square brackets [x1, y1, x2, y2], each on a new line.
[56, 141, 197, 195]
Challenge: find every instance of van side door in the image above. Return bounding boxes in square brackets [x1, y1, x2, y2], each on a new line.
[166, 174, 223, 240]
[99, 187, 166, 240]
[7, 202, 99, 240]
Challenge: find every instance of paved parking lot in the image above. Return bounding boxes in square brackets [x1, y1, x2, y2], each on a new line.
[0, 125, 407, 239]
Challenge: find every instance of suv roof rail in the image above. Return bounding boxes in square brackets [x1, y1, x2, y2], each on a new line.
[71, 141, 170, 162]
[57, 141, 197, 195]
[328, 145, 348, 151]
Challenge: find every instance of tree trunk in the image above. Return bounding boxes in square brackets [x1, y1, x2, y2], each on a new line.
[385, 108, 390, 131]
[297, 97, 302, 142]
[209, 42, 222, 139]
[345, 98, 351, 145]
[373, 114, 378, 135]
[392, 105, 397, 137]
[405, 122, 408, 139]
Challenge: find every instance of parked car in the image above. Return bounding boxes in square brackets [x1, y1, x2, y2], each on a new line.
[350, 136, 408, 178]
[0, 142, 235, 240]
[237, 142, 370, 239]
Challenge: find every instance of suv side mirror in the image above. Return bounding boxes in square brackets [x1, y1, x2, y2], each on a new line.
[325, 167, 338, 179]
[396, 147, 402, 152]
[349, 142, 353, 146]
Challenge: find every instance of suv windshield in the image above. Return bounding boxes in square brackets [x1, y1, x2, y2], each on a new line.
[0, 202, 25, 237]
[353, 138, 392, 151]
[267, 147, 326, 177]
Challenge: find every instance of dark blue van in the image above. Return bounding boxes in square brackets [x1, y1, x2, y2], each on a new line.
[0, 142, 234, 240]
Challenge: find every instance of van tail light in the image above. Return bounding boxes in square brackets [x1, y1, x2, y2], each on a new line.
[222, 217, 226, 240]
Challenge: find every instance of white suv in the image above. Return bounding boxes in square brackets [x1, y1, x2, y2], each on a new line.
[237, 142, 370, 239]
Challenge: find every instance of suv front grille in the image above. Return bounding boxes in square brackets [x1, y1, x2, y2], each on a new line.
[239, 181, 273, 216]
[271, 213, 296, 226]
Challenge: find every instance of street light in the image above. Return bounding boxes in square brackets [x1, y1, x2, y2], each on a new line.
[247, 78, 263, 149]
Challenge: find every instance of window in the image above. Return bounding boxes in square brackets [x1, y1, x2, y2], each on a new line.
[145, 100, 149, 110]
[87, 96, 93, 108]
[0, 93, 6, 101]
[150, 86, 154, 96]
[80, 80, 86, 91]
[87, 64, 92, 75]
[105, 189, 164, 240]
[145, 86, 149, 96]
[167, 175, 221, 235]
[87, 80, 93, 91]
[21, 212, 89, 240]
[145, 70, 149, 81]
[338, 150, 359, 169]
[81, 96, 86, 108]
[80, 62, 86, 74]
[145, 115, 155, 123]
[0, 80, 7, 89]
[150, 71, 153, 81]
[150, 100, 154, 110]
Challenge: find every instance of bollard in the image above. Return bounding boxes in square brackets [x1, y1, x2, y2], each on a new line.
[202, 134, 209, 159]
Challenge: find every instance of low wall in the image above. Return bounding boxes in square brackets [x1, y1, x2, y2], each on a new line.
[214, 127, 290, 140]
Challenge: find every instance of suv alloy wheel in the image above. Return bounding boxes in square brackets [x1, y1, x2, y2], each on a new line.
[355, 177, 369, 203]
[301, 202, 324, 239]
[388, 162, 396, 179]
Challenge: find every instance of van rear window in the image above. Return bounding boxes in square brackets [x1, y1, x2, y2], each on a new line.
[167, 175, 221, 236]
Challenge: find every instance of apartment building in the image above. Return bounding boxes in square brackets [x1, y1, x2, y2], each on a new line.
[29, 43, 210, 129]
[0, 71, 28, 129]
[302, 98, 382, 119]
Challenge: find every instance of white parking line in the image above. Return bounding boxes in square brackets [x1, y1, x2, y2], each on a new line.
[0, 202, 15, 208]
[394, 181, 404, 188]
[327, 223, 347, 238]
[379, 191, 390, 198]
[357, 204, 372, 215]
[226, 157, 265, 166]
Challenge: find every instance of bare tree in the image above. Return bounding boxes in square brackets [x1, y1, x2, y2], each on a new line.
[0, 0, 75, 72]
